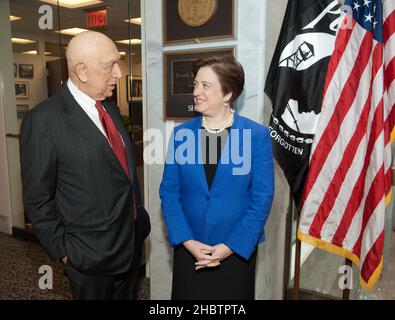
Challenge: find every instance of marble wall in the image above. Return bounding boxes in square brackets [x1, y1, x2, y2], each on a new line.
[0, 0, 22, 234]
[142, 0, 289, 299]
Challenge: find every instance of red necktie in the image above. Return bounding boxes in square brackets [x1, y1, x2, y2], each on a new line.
[95, 101, 137, 220]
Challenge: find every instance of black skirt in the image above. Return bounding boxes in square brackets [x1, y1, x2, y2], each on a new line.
[171, 245, 257, 300]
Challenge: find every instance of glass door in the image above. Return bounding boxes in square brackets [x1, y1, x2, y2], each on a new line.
[8, 0, 143, 231]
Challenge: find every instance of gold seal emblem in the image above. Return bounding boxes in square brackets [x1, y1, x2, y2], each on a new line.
[178, 0, 217, 27]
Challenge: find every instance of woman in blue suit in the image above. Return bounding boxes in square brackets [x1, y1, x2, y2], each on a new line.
[160, 55, 274, 299]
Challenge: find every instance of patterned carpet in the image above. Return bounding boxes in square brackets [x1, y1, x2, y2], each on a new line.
[0, 232, 150, 300]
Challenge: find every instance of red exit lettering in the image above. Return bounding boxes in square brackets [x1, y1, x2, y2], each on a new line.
[87, 9, 107, 28]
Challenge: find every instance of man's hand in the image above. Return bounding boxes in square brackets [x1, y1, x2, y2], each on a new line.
[195, 243, 233, 270]
[61, 256, 68, 265]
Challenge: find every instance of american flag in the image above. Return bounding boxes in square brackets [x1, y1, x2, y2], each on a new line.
[298, 0, 395, 289]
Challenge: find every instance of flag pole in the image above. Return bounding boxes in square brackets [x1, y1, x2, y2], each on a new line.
[282, 192, 294, 299]
[342, 258, 352, 300]
[292, 201, 301, 300]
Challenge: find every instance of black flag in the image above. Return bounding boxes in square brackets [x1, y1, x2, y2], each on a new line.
[265, 0, 341, 210]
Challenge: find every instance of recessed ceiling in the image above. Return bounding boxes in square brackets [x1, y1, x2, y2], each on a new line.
[55, 27, 91, 36]
[10, 0, 141, 56]
[39, 0, 104, 9]
[10, 15, 22, 21]
[11, 37, 36, 44]
[116, 39, 142, 45]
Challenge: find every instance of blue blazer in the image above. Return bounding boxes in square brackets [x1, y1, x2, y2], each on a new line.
[159, 113, 274, 260]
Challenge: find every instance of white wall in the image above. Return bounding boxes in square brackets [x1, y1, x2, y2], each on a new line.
[142, 0, 290, 299]
[0, 0, 23, 233]
[118, 59, 142, 116]
[13, 53, 48, 131]
[13, 53, 47, 112]
[0, 37, 13, 232]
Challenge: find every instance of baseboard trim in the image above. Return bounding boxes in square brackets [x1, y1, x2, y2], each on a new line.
[12, 227, 38, 243]
[286, 288, 340, 300]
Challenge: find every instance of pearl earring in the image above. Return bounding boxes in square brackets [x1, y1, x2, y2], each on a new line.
[224, 102, 228, 107]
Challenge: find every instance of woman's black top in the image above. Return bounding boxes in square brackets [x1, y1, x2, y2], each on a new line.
[201, 127, 230, 189]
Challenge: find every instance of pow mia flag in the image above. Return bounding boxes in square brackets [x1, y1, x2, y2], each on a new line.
[265, 0, 342, 210]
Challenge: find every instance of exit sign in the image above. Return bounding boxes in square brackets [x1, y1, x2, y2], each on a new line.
[87, 8, 108, 28]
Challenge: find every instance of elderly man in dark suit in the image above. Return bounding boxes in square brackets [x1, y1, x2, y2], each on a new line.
[20, 31, 150, 300]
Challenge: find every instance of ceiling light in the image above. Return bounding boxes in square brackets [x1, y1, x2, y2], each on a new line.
[56, 27, 90, 36]
[116, 39, 141, 45]
[123, 18, 142, 25]
[39, 0, 103, 9]
[119, 51, 136, 56]
[21, 50, 38, 55]
[21, 50, 52, 55]
[11, 38, 36, 44]
[10, 15, 22, 21]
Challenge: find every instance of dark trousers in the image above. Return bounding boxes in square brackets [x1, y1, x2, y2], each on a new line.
[64, 245, 143, 300]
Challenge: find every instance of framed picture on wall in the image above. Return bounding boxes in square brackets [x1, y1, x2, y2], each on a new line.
[16, 104, 29, 119]
[15, 81, 29, 98]
[163, 46, 234, 120]
[19, 64, 34, 78]
[126, 75, 142, 102]
[163, 0, 235, 44]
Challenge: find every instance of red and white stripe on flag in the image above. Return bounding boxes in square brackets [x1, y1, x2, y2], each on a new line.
[298, 0, 395, 290]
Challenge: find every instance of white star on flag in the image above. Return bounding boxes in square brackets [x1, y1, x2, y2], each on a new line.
[364, 13, 373, 22]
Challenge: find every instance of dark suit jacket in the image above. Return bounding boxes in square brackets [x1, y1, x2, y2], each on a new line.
[20, 85, 150, 276]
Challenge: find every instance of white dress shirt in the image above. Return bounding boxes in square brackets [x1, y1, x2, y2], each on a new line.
[67, 79, 126, 147]
[67, 79, 109, 138]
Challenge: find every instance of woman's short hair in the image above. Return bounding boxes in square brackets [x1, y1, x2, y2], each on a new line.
[192, 55, 244, 103]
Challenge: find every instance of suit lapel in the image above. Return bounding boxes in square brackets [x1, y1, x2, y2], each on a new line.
[59, 87, 128, 179]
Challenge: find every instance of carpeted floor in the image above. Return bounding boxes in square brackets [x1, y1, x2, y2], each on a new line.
[0, 232, 150, 300]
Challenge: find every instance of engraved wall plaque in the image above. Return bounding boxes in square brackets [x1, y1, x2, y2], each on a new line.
[177, 0, 217, 27]
[164, 47, 234, 120]
[164, 0, 234, 44]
